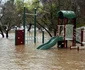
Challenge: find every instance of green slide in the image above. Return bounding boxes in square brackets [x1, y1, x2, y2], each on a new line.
[37, 36, 63, 50]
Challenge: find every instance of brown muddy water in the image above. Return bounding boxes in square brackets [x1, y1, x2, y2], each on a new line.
[0, 32, 85, 70]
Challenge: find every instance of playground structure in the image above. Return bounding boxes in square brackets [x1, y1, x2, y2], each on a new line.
[25, 28, 50, 44]
[37, 10, 85, 50]
[57, 11, 85, 50]
[37, 10, 76, 49]
[15, 25, 50, 45]
[15, 7, 50, 45]
[15, 29, 24, 45]
[15, 7, 37, 45]
[56, 10, 85, 50]
[15, 8, 85, 50]
[57, 10, 77, 48]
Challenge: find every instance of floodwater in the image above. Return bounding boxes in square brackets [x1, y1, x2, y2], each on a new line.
[0, 32, 85, 70]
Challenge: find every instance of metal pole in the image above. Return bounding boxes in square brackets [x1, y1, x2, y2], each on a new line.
[15, 27, 17, 45]
[72, 18, 76, 46]
[42, 31, 44, 43]
[64, 18, 67, 48]
[34, 8, 37, 43]
[81, 28, 84, 46]
[23, 7, 26, 44]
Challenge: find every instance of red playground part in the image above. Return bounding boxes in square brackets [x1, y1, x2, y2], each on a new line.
[15, 30, 24, 45]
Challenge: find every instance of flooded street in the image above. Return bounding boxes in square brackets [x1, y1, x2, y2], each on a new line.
[0, 32, 85, 70]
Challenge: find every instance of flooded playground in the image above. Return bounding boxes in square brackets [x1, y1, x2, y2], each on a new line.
[0, 31, 85, 70]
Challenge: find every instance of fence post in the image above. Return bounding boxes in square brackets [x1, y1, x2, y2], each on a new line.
[42, 30, 44, 43]
[81, 28, 84, 46]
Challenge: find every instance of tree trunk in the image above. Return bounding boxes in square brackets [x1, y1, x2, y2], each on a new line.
[54, 29, 57, 36]
[6, 30, 9, 38]
[27, 24, 32, 31]
[0, 27, 4, 38]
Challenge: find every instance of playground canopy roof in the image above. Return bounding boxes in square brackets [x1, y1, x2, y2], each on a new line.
[57, 10, 76, 19]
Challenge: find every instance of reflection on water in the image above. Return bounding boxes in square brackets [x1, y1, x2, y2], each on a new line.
[0, 33, 85, 70]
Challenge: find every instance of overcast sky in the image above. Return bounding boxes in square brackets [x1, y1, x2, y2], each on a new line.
[0, 0, 32, 5]
[0, 0, 7, 4]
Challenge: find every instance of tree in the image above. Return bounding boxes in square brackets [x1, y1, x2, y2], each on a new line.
[0, 0, 5, 38]
[22, 0, 74, 37]
[1, 0, 21, 38]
